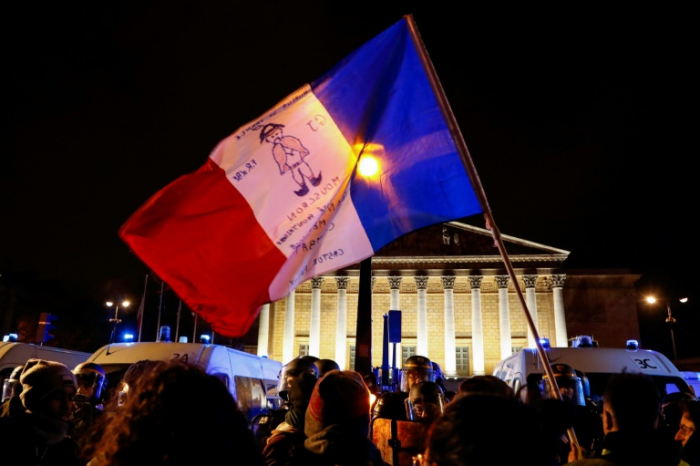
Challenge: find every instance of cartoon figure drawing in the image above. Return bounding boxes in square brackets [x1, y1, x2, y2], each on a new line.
[259, 123, 322, 196]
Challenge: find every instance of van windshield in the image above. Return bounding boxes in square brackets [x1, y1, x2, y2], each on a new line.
[581, 373, 691, 403]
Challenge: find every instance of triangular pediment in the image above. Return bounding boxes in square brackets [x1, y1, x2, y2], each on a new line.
[376, 221, 569, 258]
[337, 221, 570, 275]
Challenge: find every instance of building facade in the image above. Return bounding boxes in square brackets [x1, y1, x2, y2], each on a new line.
[252, 221, 642, 376]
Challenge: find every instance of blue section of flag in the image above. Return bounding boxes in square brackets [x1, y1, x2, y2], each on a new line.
[311, 17, 482, 251]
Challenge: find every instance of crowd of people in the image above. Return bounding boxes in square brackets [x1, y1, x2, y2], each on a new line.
[0, 353, 698, 466]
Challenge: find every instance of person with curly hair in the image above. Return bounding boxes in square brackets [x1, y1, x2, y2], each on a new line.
[422, 393, 559, 466]
[82, 359, 263, 466]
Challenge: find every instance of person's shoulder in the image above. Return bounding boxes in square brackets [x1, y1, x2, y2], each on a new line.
[565, 459, 617, 466]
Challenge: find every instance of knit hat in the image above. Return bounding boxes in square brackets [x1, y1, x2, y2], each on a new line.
[20, 358, 77, 411]
[305, 370, 370, 437]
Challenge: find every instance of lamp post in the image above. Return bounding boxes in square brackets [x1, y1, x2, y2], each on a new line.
[645, 295, 688, 363]
[106, 300, 130, 344]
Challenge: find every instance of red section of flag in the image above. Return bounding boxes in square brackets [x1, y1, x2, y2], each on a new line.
[120, 159, 286, 336]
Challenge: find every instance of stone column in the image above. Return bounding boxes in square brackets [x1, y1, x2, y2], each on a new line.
[387, 277, 402, 368]
[415, 276, 429, 357]
[388, 277, 402, 310]
[256, 303, 270, 357]
[523, 275, 539, 348]
[468, 276, 485, 375]
[550, 274, 568, 347]
[309, 277, 324, 357]
[282, 290, 296, 363]
[335, 277, 349, 369]
[495, 275, 512, 360]
[441, 276, 457, 377]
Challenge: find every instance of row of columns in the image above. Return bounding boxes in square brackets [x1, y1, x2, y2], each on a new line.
[258, 274, 568, 375]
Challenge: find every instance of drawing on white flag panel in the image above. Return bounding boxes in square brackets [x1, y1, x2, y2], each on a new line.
[260, 123, 322, 196]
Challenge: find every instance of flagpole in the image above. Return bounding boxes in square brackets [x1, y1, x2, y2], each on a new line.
[405, 13, 578, 451]
[137, 274, 149, 342]
[156, 279, 164, 341]
[192, 311, 197, 343]
[175, 299, 182, 342]
[354, 258, 373, 374]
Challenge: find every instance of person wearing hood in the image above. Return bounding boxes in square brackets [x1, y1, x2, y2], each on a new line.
[303, 370, 386, 466]
[262, 371, 318, 465]
[0, 358, 84, 466]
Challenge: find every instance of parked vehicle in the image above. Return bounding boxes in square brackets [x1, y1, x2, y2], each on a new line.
[492, 336, 695, 402]
[86, 341, 283, 422]
[681, 371, 700, 396]
[0, 342, 92, 392]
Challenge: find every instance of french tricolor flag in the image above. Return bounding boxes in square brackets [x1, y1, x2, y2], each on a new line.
[119, 16, 483, 337]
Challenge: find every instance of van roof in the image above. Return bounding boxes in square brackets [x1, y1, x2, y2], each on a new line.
[87, 342, 282, 382]
[0, 342, 91, 371]
[87, 342, 212, 369]
[501, 347, 682, 377]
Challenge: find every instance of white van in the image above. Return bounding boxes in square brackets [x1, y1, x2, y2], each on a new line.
[0, 342, 92, 391]
[681, 371, 700, 397]
[492, 340, 695, 402]
[86, 342, 283, 422]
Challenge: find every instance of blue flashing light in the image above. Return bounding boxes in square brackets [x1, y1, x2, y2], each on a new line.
[123, 333, 134, 342]
[200, 334, 211, 344]
[626, 339, 639, 351]
[539, 338, 551, 349]
[572, 335, 594, 348]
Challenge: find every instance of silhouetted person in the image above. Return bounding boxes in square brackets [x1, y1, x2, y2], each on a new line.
[584, 371, 682, 466]
[675, 399, 700, 466]
[404, 381, 445, 425]
[0, 364, 25, 418]
[455, 374, 514, 400]
[423, 393, 558, 466]
[373, 355, 435, 422]
[70, 362, 107, 448]
[0, 358, 84, 466]
[262, 371, 318, 465]
[82, 359, 263, 466]
[540, 363, 604, 463]
[304, 370, 384, 465]
[315, 359, 340, 378]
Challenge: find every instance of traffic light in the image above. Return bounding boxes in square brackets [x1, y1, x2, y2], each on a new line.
[35, 312, 58, 344]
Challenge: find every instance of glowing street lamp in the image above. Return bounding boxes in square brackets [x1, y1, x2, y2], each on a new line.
[645, 295, 688, 362]
[106, 300, 130, 344]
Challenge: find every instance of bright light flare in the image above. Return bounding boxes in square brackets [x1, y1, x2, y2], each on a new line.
[106, 300, 130, 307]
[645, 296, 657, 304]
[358, 156, 379, 177]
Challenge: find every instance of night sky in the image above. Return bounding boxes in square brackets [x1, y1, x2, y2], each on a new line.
[3, 4, 696, 355]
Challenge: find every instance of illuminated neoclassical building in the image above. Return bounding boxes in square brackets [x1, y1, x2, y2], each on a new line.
[252, 220, 642, 376]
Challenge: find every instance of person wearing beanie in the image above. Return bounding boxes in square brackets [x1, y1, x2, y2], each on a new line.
[303, 370, 385, 466]
[263, 371, 318, 466]
[0, 358, 85, 466]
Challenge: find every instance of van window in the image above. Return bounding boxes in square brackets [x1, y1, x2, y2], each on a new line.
[234, 376, 266, 422]
[211, 372, 230, 390]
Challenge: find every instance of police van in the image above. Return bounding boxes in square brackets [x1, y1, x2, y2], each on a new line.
[492, 336, 695, 402]
[0, 342, 92, 390]
[86, 341, 283, 422]
[681, 371, 700, 396]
